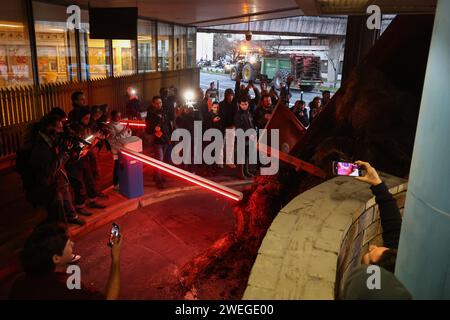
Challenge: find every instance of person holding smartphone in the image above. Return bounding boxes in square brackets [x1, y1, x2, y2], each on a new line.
[354, 161, 402, 273]
[9, 223, 122, 300]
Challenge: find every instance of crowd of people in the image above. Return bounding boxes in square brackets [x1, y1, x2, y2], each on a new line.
[12, 77, 412, 300]
[15, 77, 334, 227]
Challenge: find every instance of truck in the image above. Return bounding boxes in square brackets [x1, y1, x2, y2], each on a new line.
[230, 51, 322, 92]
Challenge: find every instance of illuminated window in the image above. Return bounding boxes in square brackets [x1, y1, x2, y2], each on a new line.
[157, 22, 173, 71]
[138, 19, 156, 73]
[112, 40, 136, 76]
[33, 2, 78, 84]
[174, 25, 186, 70]
[78, 9, 111, 80]
[84, 36, 111, 79]
[0, 1, 33, 88]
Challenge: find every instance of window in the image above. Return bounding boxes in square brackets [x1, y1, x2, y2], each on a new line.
[187, 27, 196, 68]
[33, 2, 78, 84]
[78, 9, 111, 80]
[112, 40, 136, 76]
[138, 19, 156, 73]
[174, 25, 186, 70]
[157, 22, 173, 71]
[0, 1, 33, 88]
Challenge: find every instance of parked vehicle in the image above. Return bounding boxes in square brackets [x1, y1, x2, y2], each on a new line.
[231, 51, 322, 91]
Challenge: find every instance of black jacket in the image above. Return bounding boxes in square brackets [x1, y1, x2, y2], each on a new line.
[219, 99, 238, 128]
[125, 98, 142, 120]
[253, 105, 273, 129]
[68, 105, 90, 123]
[234, 109, 255, 131]
[371, 182, 402, 249]
[206, 111, 225, 133]
[145, 107, 172, 145]
[28, 132, 69, 206]
[292, 107, 310, 128]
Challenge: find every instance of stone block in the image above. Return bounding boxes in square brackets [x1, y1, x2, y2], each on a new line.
[258, 232, 291, 258]
[307, 249, 338, 283]
[268, 213, 298, 238]
[302, 279, 335, 300]
[314, 227, 343, 253]
[242, 285, 275, 300]
[247, 255, 283, 290]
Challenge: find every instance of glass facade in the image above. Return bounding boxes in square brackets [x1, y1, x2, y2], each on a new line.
[174, 25, 186, 70]
[112, 40, 136, 76]
[0, 1, 34, 87]
[0, 2, 196, 88]
[157, 22, 173, 71]
[138, 19, 156, 73]
[33, 2, 77, 84]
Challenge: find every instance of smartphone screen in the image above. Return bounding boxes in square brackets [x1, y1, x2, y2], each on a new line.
[108, 223, 120, 246]
[333, 161, 362, 177]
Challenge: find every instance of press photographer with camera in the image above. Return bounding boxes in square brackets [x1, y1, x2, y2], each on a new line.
[26, 114, 85, 226]
[65, 108, 107, 217]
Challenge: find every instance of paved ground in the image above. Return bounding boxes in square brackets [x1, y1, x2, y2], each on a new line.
[0, 146, 250, 299]
[200, 72, 324, 107]
[76, 189, 239, 299]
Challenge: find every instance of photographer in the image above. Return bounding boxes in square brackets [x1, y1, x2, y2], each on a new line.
[9, 223, 121, 300]
[68, 91, 89, 123]
[145, 96, 172, 189]
[355, 161, 401, 273]
[65, 109, 107, 216]
[125, 87, 143, 120]
[87, 105, 110, 198]
[28, 115, 85, 226]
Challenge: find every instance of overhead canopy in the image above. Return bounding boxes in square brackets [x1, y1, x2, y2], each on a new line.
[52, 0, 436, 27]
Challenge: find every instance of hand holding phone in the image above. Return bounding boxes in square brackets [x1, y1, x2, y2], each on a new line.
[332, 161, 363, 177]
[354, 161, 383, 186]
[108, 223, 121, 247]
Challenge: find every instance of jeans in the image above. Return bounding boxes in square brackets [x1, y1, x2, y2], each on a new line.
[66, 157, 98, 208]
[152, 144, 170, 183]
[113, 159, 119, 186]
[46, 183, 77, 222]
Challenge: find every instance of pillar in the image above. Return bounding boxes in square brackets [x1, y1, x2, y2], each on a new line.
[341, 15, 379, 82]
[396, 0, 450, 299]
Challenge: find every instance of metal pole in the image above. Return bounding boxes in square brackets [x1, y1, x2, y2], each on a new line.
[24, 0, 39, 87]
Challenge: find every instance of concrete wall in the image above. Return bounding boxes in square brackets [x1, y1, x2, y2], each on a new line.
[242, 173, 406, 300]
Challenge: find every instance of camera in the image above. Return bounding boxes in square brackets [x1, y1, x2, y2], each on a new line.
[57, 125, 92, 161]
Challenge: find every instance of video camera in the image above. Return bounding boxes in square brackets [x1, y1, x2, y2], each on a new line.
[57, 124, 93, 161]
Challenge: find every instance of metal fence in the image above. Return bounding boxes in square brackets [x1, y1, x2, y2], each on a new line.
[0, 68, 200, 164]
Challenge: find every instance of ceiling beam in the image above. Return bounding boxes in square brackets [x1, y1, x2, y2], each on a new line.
[189, 7, 302, 26]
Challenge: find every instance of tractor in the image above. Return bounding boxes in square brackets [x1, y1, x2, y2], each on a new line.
[230, 50, 322, 92]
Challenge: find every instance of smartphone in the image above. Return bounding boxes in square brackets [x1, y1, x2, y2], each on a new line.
[108, 223, 120, 247]
[332, 161, 363, 177]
